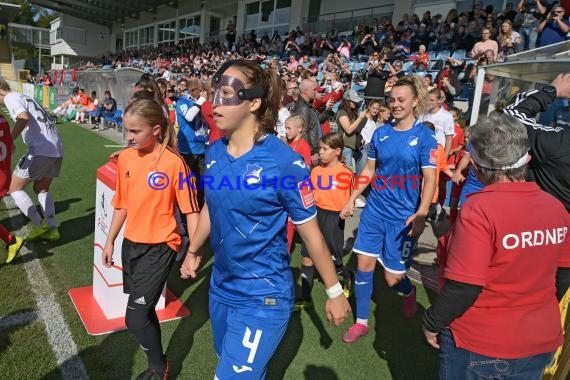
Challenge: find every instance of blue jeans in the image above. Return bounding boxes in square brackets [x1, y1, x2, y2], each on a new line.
[356, 143, 370, 175]
[520, 27, 538, 51]
[438, 329, 554, 380]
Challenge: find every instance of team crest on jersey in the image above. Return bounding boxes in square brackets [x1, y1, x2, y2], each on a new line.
[429, 149, 437, 164]
[292, 159, 306, 169]
[408, 137, 419, 146]
[298, 179, 315, 208]
[243, 164, 263, 185]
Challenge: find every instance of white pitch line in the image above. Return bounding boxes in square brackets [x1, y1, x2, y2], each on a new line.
[5, 198, 89, 379]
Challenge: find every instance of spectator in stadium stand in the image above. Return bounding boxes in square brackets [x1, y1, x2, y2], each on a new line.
[365, 52, 389, 101]
[497, 20, 521, 60]
[500, 2, 519, 22]
[336, 90, 366, 172]
[354, 32, 379, 56]
[452, 24, 469, 51]
[337, 39, 352, 60]
[437, 61, 459, 104]
[423, 74, 437, 92]
[515, 0, 545, 50]
[387, 60, 405, 82]
[287, 55, 299, 71]
[470, 27, 498, 60]
[284, 38, 301, 59]
[468, 1, 488, 22]
[225, 20, 236, 51]
[536, 4, 570, 47]
[423, 113, 570, 379]
[291, 78, 322, 164]
[462, 21, 481, 53]
[411, 44, 430, 71]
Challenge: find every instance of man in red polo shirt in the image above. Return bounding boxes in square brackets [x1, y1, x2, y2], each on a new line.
[423, 113, 570, 379]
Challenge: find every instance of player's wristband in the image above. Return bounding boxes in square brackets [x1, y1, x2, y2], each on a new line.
[187, 249, 199, 255]
[326, 282, 343, 299]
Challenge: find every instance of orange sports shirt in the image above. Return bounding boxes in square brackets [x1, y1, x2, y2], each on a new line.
[433, 144, 450, 203]
[311, 163, 353, 212]
[113, 146, 199, 251]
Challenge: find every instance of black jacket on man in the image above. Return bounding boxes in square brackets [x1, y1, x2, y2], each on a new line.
[504, 89, 570, 212]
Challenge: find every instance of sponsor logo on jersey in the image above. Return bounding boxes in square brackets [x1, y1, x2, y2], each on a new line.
[298, 179, 315, 208]
[429, 149, 437, 165]
[206, 160, 216, 169]
[409, 137, 419, 146]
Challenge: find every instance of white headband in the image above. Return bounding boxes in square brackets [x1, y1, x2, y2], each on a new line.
[469, 147, 529, 171]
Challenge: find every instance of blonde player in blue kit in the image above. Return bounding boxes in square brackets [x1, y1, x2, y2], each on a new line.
[180, 60, 351, 379]
[340, 76, 437, 343]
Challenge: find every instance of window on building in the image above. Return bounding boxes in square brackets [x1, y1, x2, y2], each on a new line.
[139, 25, 154, 48]
[244, 0, 291, 39]
[63, 27, 86, 44]
[179, 15, 200, 42]
[125, 30, 138, 50]
[158, 20, 176, 45]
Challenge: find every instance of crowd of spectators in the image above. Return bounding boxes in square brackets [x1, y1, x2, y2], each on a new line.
[66, 1, 564, 125]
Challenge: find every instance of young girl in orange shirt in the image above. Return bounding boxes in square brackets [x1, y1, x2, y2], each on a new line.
[103, 94, 199, 380]
[295, 132, 354, 310]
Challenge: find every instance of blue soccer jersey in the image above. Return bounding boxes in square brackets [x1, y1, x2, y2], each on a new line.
[175, 97, 208, 155]
[366, 120, 437, 223]
[204, 135, 316, 318]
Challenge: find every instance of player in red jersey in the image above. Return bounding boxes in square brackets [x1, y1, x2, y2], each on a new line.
[0, 114, 23, 263]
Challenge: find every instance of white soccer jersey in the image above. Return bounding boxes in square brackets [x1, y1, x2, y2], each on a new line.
[276, 107, 290, 138]
[4, 92, 64, 157]
[420, 108, 454, 147]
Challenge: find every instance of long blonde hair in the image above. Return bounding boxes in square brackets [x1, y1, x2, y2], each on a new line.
[125, 94, 176, 153]
[393, 76, 429, 117]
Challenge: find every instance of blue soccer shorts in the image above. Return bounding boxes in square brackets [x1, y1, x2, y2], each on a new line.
[210, 299, 290, 379]
[352, 212, 416, 274]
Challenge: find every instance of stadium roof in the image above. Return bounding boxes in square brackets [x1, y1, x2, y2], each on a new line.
[485, 40, 570, 84]
[0, 2, 21, 24]
[29, 0, 179, 27]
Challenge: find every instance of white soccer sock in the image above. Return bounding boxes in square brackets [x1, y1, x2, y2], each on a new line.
[11, 190, 42, 226]
[53, 106, 62, 114]
[80, 112, 85, 122]
[356, 318, 369, 326]
[38, 192, 57, 228]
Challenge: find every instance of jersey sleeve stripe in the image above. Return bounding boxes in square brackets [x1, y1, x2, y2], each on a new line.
[290, 212, 317, 225]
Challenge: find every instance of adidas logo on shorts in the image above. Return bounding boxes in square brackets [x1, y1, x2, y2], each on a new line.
[134, 296, 146, 305]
